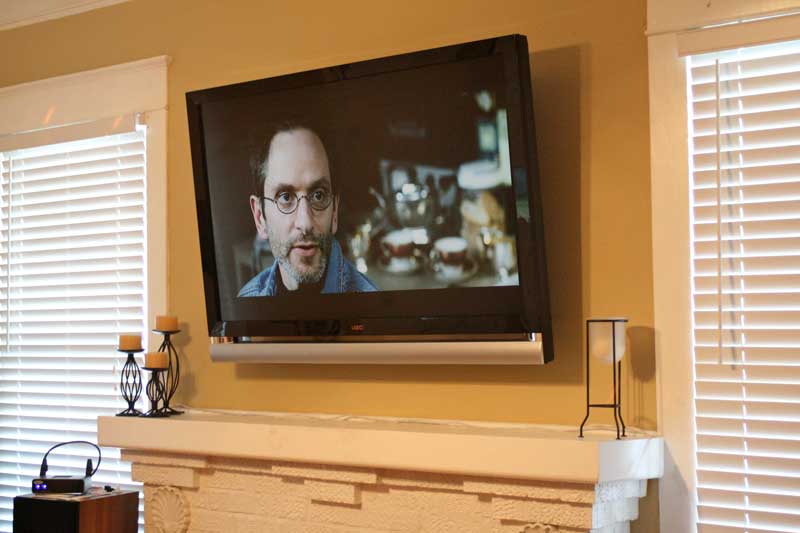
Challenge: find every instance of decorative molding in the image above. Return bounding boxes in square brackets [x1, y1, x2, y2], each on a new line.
[129, 450, 651, 532]
[149, 486, 189, 533]
[0, 0, 131, 32]
[113, 411, 661, 531]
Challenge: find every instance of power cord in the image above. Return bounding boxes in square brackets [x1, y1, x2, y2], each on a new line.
[39, 441, 101, 478]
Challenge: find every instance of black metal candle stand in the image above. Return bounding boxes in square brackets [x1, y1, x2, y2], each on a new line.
[142, 367, 169, 418]
[154, 328, 183, 415]
[116, 348, 144, 417]
[578, 318, 627, 440]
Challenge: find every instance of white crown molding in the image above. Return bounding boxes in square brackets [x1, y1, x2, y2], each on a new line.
[0, 0, 130, 32]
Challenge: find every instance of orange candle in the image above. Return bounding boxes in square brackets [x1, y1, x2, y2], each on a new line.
[145, 352, 168, 369]
[118, 334, 141, 351]
[155, 315, 178, 331]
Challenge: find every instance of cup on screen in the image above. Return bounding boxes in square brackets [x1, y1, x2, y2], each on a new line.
[431, 236, 468, 278]
[381, 229, 414, 258]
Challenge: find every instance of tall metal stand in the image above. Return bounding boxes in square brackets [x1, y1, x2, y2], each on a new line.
[154, 329, 183, 415]
[116, 348, 144, 417]
[579, 319, 627, 440]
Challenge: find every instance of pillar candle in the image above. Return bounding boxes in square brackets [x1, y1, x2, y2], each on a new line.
[155, 315, 178, 331]
[119, 334, 142, 351]
[145, 352, 168, 369]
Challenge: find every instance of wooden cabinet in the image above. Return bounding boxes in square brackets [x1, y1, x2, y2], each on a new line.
[13, 489, 138, 533]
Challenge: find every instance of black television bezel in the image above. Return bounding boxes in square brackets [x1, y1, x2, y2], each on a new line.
[187, 34, 553, 362]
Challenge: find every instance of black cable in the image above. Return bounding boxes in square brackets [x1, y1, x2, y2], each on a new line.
[39, 440, 101, 477]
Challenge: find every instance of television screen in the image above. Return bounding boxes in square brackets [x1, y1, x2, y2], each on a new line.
[188, 34, 552, 361]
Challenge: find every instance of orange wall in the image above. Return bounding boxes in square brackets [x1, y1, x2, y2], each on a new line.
[0, 0, 657, 527]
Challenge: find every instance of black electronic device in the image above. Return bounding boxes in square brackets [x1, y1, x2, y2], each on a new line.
[32, 476, 91, 495]
[187, 34, 552, 364]
[33, 441, 101, 495]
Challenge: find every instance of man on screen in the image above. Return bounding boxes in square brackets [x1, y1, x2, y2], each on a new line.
[239, 125, 378, 296]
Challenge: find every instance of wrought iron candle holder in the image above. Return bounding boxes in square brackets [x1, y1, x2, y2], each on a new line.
[154, 328, 182, 415]
[142, 367, 169, 417]
[116, 348, 144, 417]
[579, 318, 628, 440]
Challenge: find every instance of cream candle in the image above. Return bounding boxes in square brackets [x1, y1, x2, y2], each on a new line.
[155, 315, 178, 331]
[119, 334, 142, 351]
[145, 352, 168, 369]
[588, 319, 627, 364]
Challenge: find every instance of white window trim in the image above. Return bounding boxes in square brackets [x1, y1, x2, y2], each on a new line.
[649, 30, 697, 533]
[647, 0, 800, 36]
[0, 55, 169, 348]
[648, 7, 800, 533]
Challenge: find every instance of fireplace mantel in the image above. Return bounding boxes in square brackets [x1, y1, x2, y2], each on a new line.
[98, 410, 663, 532]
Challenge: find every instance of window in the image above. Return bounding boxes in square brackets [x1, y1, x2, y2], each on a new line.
[688, 39, 800, 532]
[0, 122, 148, 531]
[0, 57, 167, 532]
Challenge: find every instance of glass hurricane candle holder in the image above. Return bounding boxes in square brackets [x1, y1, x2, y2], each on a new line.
[579, 318, 628, 440]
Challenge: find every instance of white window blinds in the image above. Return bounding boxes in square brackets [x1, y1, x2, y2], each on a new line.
[0, 127, 147, 532]
[689, 39, 800, 533]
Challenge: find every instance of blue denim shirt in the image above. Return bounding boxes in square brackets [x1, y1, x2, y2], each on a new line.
[238, 238, 377, 296]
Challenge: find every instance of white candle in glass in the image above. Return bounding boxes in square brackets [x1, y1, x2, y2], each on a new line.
[588, 319, 627, 364]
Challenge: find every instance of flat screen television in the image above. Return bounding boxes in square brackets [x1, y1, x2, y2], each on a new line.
[187, 34, 552, 364]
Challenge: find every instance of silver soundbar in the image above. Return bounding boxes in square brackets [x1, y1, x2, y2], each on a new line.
[209, 333, 543, 365]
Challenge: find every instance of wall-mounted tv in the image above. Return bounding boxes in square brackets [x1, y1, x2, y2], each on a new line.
[187, 34, 552, 364]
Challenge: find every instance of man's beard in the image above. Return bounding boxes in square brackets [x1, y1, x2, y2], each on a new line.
[269, 230, 333, 286]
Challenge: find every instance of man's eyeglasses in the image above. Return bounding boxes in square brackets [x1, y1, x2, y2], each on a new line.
[262, 189, 334, 215]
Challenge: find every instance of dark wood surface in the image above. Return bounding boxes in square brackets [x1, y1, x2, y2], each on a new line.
[14, 489, 138, 533]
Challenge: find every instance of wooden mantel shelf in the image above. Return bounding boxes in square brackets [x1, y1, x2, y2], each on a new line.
[98, 409, 663, 484]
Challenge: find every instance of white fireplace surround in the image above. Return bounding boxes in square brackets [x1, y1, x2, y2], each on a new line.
[98, 410, 663, 532]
